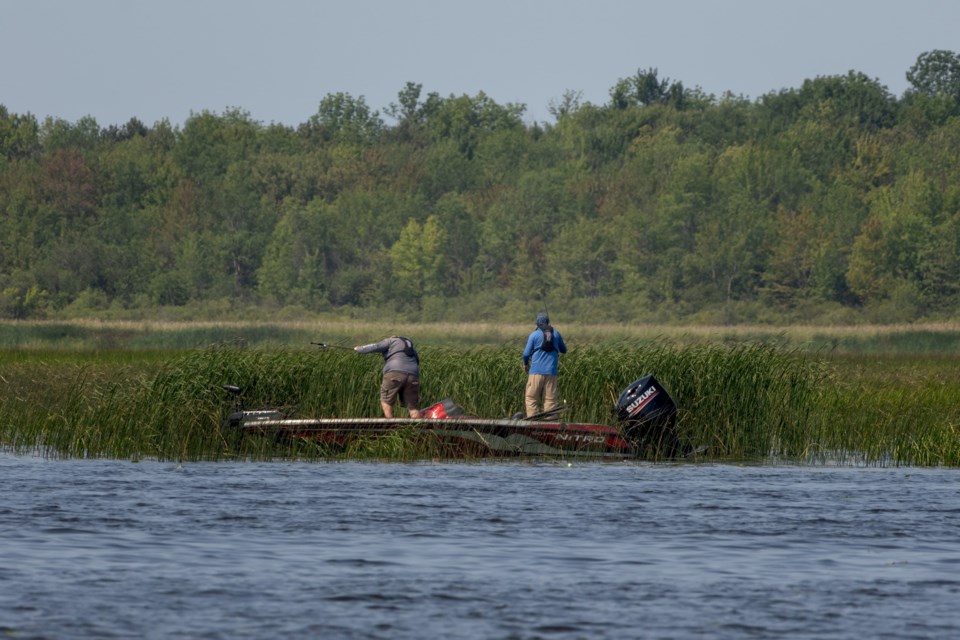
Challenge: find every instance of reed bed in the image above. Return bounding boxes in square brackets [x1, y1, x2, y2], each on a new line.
[4, 318, 960, 354]
[3, 341, 957, 465]
[806, 355, 960, 466]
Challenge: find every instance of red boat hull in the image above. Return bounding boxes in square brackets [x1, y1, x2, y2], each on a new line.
[240, 415, 635, 457]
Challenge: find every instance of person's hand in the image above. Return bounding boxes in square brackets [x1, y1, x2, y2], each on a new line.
[523, 363, 530, 373]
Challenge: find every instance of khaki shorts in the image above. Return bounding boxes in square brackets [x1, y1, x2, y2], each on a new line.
[380, 371, 420, 409]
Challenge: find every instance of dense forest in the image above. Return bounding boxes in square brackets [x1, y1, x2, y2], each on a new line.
[2, 50, 960, 324]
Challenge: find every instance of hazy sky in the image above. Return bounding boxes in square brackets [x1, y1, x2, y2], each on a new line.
[2, 0, 958, 128]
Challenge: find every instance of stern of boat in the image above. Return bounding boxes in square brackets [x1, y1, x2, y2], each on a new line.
[615, 374, 679, 457]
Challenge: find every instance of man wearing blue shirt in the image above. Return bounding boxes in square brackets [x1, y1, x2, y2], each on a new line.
[521, 313, 567, 418]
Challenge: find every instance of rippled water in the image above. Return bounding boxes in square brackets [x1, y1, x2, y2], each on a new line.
[2, 452, 959, 639]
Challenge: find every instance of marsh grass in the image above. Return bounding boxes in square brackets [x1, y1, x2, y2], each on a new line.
[4, 319, 960, 354]
[806, 355, 960, 466]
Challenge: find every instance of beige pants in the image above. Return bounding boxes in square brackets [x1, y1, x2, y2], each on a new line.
[525, 374, 559, 417]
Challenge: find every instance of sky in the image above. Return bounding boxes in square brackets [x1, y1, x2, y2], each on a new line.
[2, 0, 959, 128]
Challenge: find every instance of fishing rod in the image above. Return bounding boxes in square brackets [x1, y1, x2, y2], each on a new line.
[508, 404, 569, 421]
[539, 274, 552, 323]
[310, 341, 355, 351]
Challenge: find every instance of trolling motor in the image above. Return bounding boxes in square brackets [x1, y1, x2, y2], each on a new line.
[222, 385, 282, 428]
[615, 375, 679, 456]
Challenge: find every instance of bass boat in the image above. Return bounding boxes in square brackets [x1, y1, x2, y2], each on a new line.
[226, 374, 679, 459]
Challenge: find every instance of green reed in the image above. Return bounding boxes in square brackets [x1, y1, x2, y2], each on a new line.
[2, 343, 958, 465]
[804, 355, 960, 466]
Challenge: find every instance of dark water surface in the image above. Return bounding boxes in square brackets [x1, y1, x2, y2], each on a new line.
[2, 453, 959, 639]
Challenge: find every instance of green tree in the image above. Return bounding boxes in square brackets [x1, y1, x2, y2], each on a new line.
[386, 82, 424, 124]
[0, 106, 40, 160]
[174, 108, 260, 183]
[422, 91, 525, 159]
[916, 216, 960, 310]
[389, 216, 446, 305]
[761, 205, 819, 306]
[0, 274, 48, 319]
[40, 149, 97, 231]
[40, 115, 101, 152]
[546, 89, 584, 120]
[804, 178, 869, 304]
[689, 144, 773, 307]
[622, 151, 713, 303]
[906, 49, 960, 103]
[846, 172, 940, 305]
[304, 93, 384, 146]
[256, 204, 324, 307]
[609, 68, 688, 110]
[547, 215, 620, 299]
[430, 193, 479, 295]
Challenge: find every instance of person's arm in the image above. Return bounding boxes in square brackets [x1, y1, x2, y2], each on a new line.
[556, 331, 567, 354]
[522, 333, 536, 369]
[355, 339, 388, 354]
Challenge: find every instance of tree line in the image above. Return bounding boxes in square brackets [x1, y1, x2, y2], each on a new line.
[2, 50, 960, 324]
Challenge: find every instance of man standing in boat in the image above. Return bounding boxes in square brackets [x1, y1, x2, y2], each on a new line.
[354, 336, 422, 419]
[522, 313, 567, 418]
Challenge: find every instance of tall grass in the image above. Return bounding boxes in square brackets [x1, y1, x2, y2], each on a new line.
[4, 318, 960, 354]
[807, 355, 960, 466]
[2, 343, 958, 465]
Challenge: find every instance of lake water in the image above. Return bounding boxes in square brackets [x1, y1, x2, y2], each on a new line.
[2, 452, 959, 639]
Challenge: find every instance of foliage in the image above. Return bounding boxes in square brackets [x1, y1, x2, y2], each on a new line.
[906, 49, 960, 105]
[3, 51, 960, 324]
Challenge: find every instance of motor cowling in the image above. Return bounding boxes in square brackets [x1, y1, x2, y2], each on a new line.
[421, 398, 465, 419]
[615, 375, 679, 456]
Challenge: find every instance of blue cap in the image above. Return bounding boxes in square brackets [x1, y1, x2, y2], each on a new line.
[536, 313, 549, 327]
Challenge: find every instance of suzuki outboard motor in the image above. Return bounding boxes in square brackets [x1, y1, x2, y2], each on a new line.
[616, 375, 679, 457]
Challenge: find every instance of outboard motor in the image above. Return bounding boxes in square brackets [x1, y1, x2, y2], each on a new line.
[616, 375, 679, 457]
